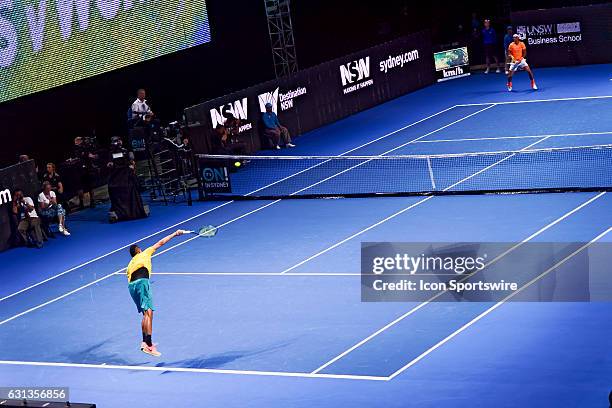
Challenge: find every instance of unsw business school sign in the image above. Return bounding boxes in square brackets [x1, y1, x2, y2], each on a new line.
[511, 4, 612, 67]
[515, 22, 582, 46]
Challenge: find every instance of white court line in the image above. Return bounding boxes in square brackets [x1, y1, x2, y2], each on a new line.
[3, 96, 608, 303]
[143, 104, 498, 256]
[455, 95, 612, 107]
[308, 151, 606, 373]
[0, 105, 484, 325]
[0, 201, 233, 303]
[387, 226, 612, 380]
[0, 270, 124, 326]
[152, 200, 284, 258]
[309, 185, 604, 374]
[0, 105, 459, 304]
[0, 202, 285, 326]
[442, 136, 552, 190]
[282, 133, 544, 276]
[413, 131, 612, 144]
[0, 360, 388, 381]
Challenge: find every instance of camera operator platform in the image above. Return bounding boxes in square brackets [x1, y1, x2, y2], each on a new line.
[107, 136, 148, 222]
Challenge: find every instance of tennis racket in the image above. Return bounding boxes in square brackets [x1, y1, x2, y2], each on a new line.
[183, 226, 218, 238]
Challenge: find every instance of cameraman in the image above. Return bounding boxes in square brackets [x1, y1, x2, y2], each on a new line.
[12, 189, 44, 248]
[107, 136, 135, 170]
[107, 136, 147, 221]
[73, 137, 99, 209]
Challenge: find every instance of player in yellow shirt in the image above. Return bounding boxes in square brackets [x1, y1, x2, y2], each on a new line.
[127, 229, 186, 356]
[507, 34, 537, 92]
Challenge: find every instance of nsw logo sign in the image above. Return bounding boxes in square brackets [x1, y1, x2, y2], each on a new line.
[209, 98, 253, 133]
[339, 57, 373, 94]
[258, 86, 308, 113]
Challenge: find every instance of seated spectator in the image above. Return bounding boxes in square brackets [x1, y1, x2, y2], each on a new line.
[223, 112, 241, 141]
[261, 103, 295, 149]
[42, 162, 65, 202]
[38, 181, 70, 237]
[12, 189, 44, 248]
[211, 125, 248, 155]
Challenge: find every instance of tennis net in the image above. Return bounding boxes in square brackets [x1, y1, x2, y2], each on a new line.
[196, 144, 612, 200]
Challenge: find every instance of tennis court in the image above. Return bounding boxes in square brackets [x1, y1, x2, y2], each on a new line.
[1, 64, 612, 407]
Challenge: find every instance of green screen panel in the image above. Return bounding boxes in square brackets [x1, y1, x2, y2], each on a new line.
[0, 0, 210, 103]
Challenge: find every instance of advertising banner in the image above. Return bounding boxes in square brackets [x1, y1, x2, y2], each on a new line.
[434, 46, 471, 82]
[511, 3, 612, 67]
[184, 31, 435, 154]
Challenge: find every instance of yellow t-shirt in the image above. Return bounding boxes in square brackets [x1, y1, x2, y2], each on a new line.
[126, 247, 155, 282]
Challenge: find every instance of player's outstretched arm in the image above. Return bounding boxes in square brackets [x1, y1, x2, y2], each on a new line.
[152, 230, 185, 251]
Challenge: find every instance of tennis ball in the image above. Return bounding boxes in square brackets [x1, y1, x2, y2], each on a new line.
[234, 161, 242, 168]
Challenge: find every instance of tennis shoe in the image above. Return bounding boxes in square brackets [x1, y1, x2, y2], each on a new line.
[286, 143, 296, 148]
[495, 68, 501, 73]
[531, 81, 538, 90]
[507, 84, 512, 92]
[141, 344, 161, 357]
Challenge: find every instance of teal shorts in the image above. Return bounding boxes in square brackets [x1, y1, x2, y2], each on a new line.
[128, 278, 155, 313]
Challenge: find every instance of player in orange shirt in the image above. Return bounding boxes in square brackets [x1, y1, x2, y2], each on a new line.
[507, 34, 537, 92]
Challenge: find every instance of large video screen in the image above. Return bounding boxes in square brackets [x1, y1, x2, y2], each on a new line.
[0, 0, 210, 103]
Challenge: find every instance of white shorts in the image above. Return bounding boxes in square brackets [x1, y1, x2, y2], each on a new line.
[509, 59, 529, 72]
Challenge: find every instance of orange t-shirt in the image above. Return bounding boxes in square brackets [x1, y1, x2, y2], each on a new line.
[508, 41, 526, 62]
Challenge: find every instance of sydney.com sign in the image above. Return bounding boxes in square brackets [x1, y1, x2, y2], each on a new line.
[0, 0, 211, 103]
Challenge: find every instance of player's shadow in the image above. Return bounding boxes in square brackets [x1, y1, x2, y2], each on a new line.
[155, 339, 295, 373]
[61, 339, 150, 367]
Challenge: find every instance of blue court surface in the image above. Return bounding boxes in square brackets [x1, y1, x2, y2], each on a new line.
[1, 64, 612, 407]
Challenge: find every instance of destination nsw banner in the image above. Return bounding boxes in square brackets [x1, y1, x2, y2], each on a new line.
[183, 31, 435, 154]
[511, 3, 612, 67]
[0, 0, 211, 103]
